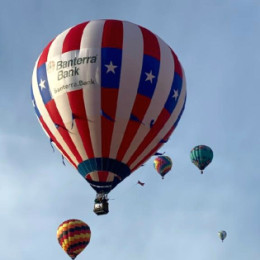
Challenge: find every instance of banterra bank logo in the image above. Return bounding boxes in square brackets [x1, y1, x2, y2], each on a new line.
[47, 55, 97, 80]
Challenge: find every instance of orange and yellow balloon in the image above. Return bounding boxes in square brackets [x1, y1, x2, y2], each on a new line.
[57, 219, 91, 259]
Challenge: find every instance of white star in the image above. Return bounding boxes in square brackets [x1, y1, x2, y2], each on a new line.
[105, 61, 117, 74]
[172, 89, 179, 100]
[39, 79, 46, 90]
[145, 70, 155, 83]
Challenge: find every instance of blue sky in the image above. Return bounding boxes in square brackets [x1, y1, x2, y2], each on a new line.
[1, 0, 260, 259]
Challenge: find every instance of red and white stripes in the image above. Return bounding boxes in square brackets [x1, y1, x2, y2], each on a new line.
[31, 19, 186, 187]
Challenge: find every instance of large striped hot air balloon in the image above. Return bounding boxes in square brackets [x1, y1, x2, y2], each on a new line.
[31, 19, 186, 213]
[57, 219, 91, 259]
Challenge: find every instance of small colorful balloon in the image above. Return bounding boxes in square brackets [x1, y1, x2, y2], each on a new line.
[218, 230, 227, 242]
[190, 145, 213, 174]
[57, 219, 91, 259]
[153, 156, 172, 179]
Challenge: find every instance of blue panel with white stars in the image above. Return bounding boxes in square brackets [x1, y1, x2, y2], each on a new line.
[37, 64, 52, 104]
[137, 55, 160, 98]
[31, 85, 41, 119]
[101, 48, 122, 89]
[164, 73, 183, 114]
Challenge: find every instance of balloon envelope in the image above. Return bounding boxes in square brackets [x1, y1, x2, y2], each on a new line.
[57, 219, 91, 259]
[31, 19, 186, 195]
[218, 230, 227, 242]
[190, 145, 213, 173]
[153, 156, 172, 178]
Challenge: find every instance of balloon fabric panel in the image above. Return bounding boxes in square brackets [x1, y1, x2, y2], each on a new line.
[115, 27, 160, 162]
[62, 22, 89, 53]
[67, 90, 95, 158]
[31, 78, 78, 168]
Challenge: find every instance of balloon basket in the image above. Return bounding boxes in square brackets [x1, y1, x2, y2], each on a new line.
[93, 194, 109, 215]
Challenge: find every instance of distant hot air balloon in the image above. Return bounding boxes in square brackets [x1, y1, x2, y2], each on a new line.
[57, 219, 91, 259]
[190, 145, 213, 174]
[31, 19, 187, 214]
[153, 155, 172, 179]
[218, 230, 227, 242]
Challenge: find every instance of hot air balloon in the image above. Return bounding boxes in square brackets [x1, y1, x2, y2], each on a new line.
[153, 155, 172, 179]
[31, 19, 187, 214]
[190, 145, 213, 174]
[218, 230, 227, 242]
[57, 219, 91, 259]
